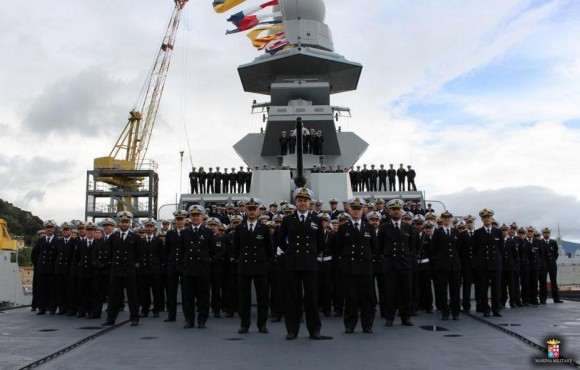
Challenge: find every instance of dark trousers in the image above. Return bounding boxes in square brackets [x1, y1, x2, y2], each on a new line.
[271, 261, 286, 317]
[237, 182, 244, 193]
[54, 274, 68, 313]
[529, 269, 539, 304]
[166, 270, 181, 317]
[408, 180, 417, 191]
[210, 265, 224, 313]
[388, 179, 396, 191]
[137, 274, 162, 314]
[191, 182, 198, 194]
[106, 274, 139, 322]
[417, 268, 433, 311]
[91, 273, 109, 317]
[437, 270, 461, 317]
[372, 272, 387, 317]
[223, 181, 229, 193]
[285, 270, 321, 336]
[215, 182, 221, 194]
[513, 270, 522, 303]
[318, 266, 333, 312]
[398, 178, 405, 191]
[369, 179, 377, 191]
[31, 269, 38, 309]
[538, 269, 548, 303]
[547, 265, 560, 301]
[159, 271, 167, 311]
[67, 274, 79, 314]
[199, 181, 206, 193]
[478, 270, 501, 313]
[238, 274, 268, 328]
[461, 266, 477, 310]
[384, 268, 412, 321]
[343, 273, 374, 330]
[332, 265, 344, 313]
[77, 276, 94, 315]
[207, 182, 214, 194]
[36, 273, 54, 312]
[411, 263, 419, 311]
[520, 268, 530, 303]
[501, 270, 516, 306]
[379, 179, 387, 191]
[223, 264, 238, 314]
[352, 181, 358, 192]
[182, 275, 210, 325]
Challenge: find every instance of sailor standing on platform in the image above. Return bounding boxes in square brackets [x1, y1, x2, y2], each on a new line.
[334, 197, 376, 333]
[102, 212, 141, 327]
[387, 164, 397, 191]
[278, 187, 326, 340]
[279, 131, 289, 155]
[233, 198, 272, 334]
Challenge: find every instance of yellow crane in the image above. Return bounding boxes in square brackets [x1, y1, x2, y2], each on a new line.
[87, 0, 188, 219]
[0, 219, 18, 251]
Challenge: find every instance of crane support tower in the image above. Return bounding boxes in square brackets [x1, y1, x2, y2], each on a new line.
[86, 0, 188, 222]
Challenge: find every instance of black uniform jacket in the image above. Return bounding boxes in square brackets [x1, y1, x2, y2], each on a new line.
[432, 227, 462, 272]
[377, 221, 416, 271]
[33, 236, 56, 274]
[54, 237, 75, 275]
[278, 211, 325, 271]
[334, 220, 376, 275]
[233, 222, 273, 276]
[106, 230, 141, 277]
[137, 236, 165, 275]
[179, 225, 216, 277]
[473, 227, 503, 271]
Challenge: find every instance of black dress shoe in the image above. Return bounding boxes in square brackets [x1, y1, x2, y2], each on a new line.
[344, 328, 354, 334]
[384, 320, 393, 327]
[225, 312, 234, 318]
[426, 309, 434, 314]
[554, 300, 564, 303]
[483, 313, 490, 317]
[258, 326, 268, 334]
[271, 316, 281, 322]
[130, 320, 139, 326]
[309, 332, 323, 339]
[164, 316, 176, 322]
[238, 327, 249, 334]
[198, 322, 206, 329]
[140, 312, 149, 318]
[76, 313, 84, 318]
[183, 322, 194, 329]
[67, 312, 76, 317]
[441, 316, 449, 321]
[363, 328, 373, 333]
[101, 321, 115, 326]
[37, 311, 46, 315]
[402, 320, 413, 326]
[31, 307, 37, 312]
[493, 312, 502, 317]
[333, 311, 343, 317]
[323, 311, 331, 317]
[214, 312, 221, 318]
[286, 332, 297, 340]
[57, 311, 67, 316]
[452, 315, 459, 320]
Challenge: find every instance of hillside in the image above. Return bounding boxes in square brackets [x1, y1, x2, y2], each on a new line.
[0, 199, 44, 246]
[562, 240, 580, 255]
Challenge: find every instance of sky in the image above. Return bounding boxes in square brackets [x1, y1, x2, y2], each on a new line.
[1, 0, 579, 241]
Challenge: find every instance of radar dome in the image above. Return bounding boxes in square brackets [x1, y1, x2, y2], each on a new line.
[280, 0, 326, 22]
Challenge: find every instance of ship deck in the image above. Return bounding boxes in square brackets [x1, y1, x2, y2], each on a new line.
[2, 300, 579, 370]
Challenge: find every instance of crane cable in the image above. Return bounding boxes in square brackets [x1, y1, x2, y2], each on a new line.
[178, 5, 194, 170]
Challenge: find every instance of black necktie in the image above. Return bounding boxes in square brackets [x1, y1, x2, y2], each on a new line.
[394, 223, 399, 231]
[249, 223, 254, 233]
[354, 222, 359, 231]
[121, 232, 126, 240]
[88, 240, 92, 247]
[446, 229, 450, 237]
[469, 231, 473, 237]
[147, 237, 151, 243]
[487, 229, 490, 235]
[300, 215, 305, 223]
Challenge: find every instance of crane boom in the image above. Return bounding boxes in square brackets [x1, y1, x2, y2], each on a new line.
[105, 0, 189, 169]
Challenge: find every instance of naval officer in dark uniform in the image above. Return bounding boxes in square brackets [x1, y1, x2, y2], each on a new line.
[278, 187, 326, 340]
[334, 197, 376, 333]
[540, 228, 563, 303]
[164, 210, 188, 322]
[473, 209, 504, 317]
[32, 219, 58, 315]
[180, 205, 216, 329]
[102, 211, 141, 327]
[378, 199, 415, 327]
[432, 211, 462, 320]
[233, 198, 273, 334]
